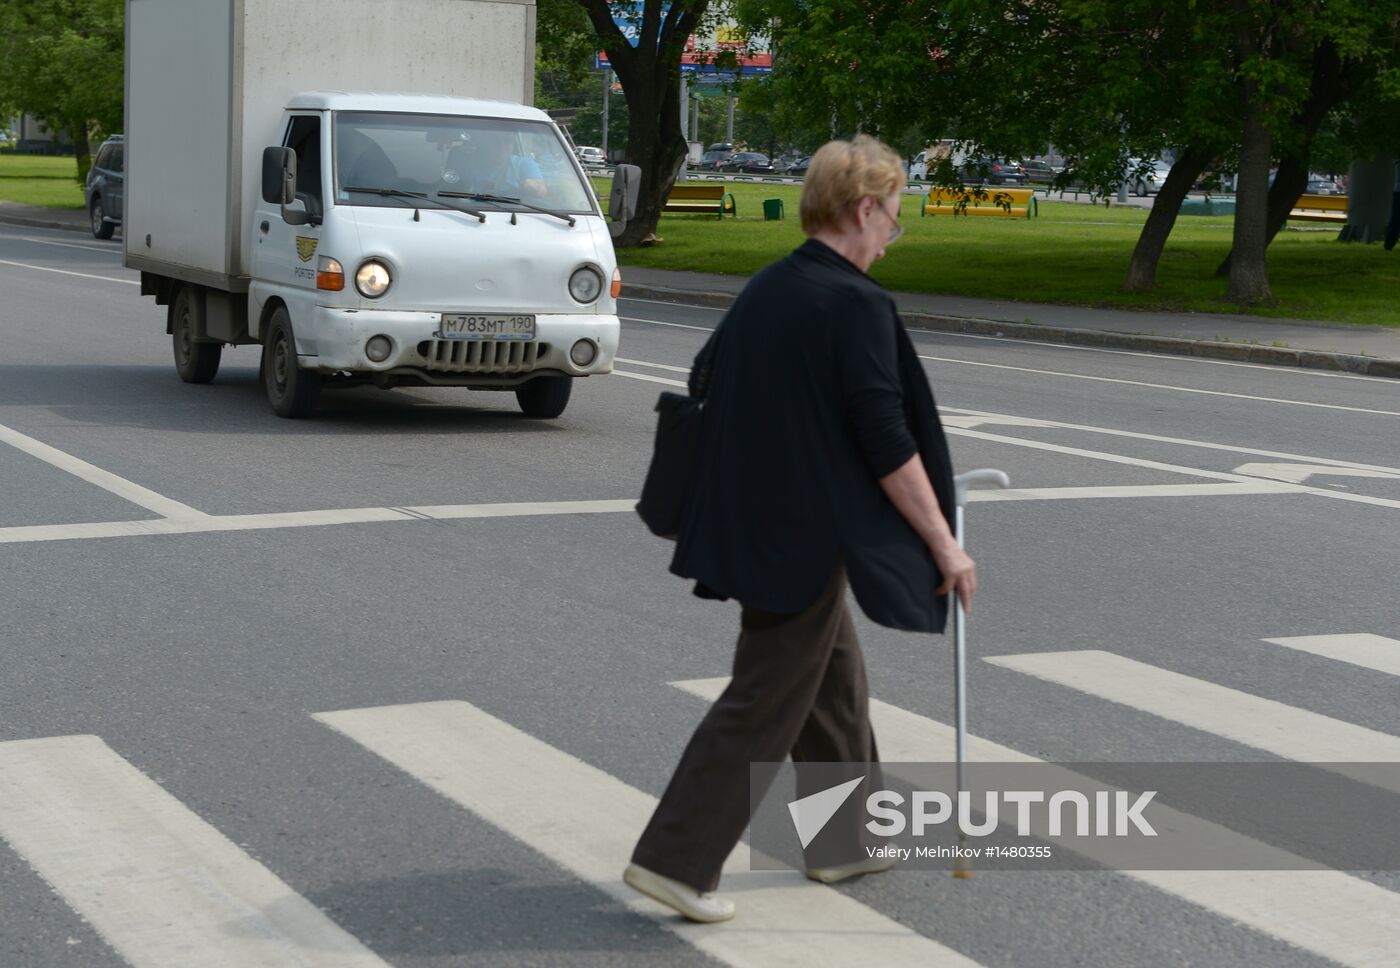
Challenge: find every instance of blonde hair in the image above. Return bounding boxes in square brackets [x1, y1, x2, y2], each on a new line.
[799, 135, 905, 234]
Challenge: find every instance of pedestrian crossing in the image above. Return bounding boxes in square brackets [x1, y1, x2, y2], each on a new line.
[0, 632, 1396, 967]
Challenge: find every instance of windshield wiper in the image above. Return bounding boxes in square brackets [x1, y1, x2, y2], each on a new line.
[438, 191, 576, 227]
[343, 186, 485, 222]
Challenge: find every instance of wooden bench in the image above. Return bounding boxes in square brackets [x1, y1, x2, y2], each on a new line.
[1288, 193, 1347, 223]
[921, 186, 1038, 218]
[663, 184, 737, 218]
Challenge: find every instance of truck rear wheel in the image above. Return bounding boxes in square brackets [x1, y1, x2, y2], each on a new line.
[262, 307, 321, 418]
[515, 375, 572, 418]
[171, 286, 221, 384]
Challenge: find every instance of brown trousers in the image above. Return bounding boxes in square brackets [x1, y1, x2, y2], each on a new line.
[631, 562, 879, 892]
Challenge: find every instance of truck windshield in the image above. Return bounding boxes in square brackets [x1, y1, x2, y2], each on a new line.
[334, 112, 595, 215]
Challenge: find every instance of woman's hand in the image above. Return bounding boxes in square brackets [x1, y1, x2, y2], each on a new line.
[930, 538, 977, 614]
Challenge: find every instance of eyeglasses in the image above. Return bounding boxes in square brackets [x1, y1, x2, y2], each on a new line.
[872, 200, 904, 245]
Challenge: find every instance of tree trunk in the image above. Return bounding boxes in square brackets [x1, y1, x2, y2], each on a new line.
[1123, 147, 1210, 291]
[1228, 96, 1273, 303]
[1216, 154, 1309, 277]
[71, 124, 92, 185]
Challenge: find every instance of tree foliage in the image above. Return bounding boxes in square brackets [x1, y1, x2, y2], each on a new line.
[0, 0, 124, 181]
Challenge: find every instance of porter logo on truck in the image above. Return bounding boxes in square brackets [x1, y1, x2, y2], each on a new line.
[295, 237, 318, 262]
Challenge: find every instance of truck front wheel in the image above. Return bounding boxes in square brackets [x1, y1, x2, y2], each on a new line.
[515, 375, 572, 418]
[171, 286, 221, 384]
[262, 307, 321, 418]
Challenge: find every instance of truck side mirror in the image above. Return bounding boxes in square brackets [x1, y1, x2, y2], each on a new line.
[261, 146, 311, 226]
[608, 164, 641, 238]
[262, 146, 296, 205]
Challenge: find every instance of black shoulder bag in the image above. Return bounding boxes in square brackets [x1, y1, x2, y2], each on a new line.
[635, 323, 724, 539]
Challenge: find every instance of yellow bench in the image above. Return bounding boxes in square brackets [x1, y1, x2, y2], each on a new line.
[922, 186, 1039, 219]
[1288, 193, 1347, 223]
[663, 184, 737, 218]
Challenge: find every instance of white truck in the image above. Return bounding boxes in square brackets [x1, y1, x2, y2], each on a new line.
[124, 0, 634, 418]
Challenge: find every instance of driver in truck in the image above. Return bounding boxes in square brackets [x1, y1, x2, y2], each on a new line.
[444, 131, 546, 199]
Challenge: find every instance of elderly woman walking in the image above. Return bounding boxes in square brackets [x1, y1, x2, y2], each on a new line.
[624, 135, 977, 922]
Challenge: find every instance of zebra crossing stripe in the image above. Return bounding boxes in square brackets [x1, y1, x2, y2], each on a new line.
[1263, 633, 1400, 679]
[0, 734, 388, 968]
[313, 700, 985, 968]
[671, 677, 1400, 968]
[983, 650, 1400, 796]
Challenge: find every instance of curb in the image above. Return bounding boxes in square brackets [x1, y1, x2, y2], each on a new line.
[0, 211, 92, 234]
[622, 282, 1400, 380]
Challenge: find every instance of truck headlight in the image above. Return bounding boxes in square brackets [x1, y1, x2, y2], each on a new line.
[568, 266, 603, 304]
[355, 260, 392, 298]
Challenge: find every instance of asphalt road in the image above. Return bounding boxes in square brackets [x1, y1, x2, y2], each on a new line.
[1, 221, 1398, 968]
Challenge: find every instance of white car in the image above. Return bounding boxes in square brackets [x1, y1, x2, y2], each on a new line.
[576, 146, 606, 168]
[1129, 158, 1174, 195]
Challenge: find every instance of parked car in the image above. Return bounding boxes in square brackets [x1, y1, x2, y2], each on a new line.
[85, 135, 124, 239]
[719, 151, 776, 175]
[693, 142, 735, 170]
[1306, 175, 1343, 195]
[960, 157, 1027, 186]
[1020, 158, 1059, 183]
[574, 145, 605, 168]
[784, 155, 813, 176]
[1127, 158, 1174, 196]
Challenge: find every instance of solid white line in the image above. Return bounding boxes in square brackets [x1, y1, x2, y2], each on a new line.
[619, 296, 725, 312]
[672, 677, 1400, 968]
[984, 651, 1400, 794]
[943, 407, 1400, 476]
[314, 700, 982, 968]
[616, 357, 693, 373]
[0, 499, 637, 545]
[620, 315, 715, 332]
[611, 369, 688, 388]
[1231, 462, 1400, 483]
[0, 734, 388, 968]
[18, 236, 124, 255]
[0, 422, 206, 518]
[918, 354, 1400, 416]
[965, 482, 1297, 501]
[0, 257, 138, 286]
[1263, 634, 1400, 678]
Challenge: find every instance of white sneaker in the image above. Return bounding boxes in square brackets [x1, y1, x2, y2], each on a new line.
[623, 863, 736, 923]
[805, 853, 898, 884]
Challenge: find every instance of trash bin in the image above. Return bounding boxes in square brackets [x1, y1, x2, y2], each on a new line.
[763, 198, 784, 221]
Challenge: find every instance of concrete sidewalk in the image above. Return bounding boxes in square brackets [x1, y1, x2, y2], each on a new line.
[6, 199, 1396, 377]
[621, 266, 1400, 378]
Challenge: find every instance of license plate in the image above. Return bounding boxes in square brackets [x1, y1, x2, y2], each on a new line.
[439, 314, 536, 340]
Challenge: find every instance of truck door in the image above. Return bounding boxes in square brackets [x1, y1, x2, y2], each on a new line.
[252, 113, 326, 345]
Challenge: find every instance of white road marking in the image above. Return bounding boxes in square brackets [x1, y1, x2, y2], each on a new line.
[0, 734, 388, 968]
[965, 482, 1297, 501]
[949, 427, 1400, 511]
[944, 407, 1400, 476]
[619, 296, 724, 312]
[18, 236, 125, 255]
[983, 651, 1400, 794]
[1263, 634, 1400, 678]
[0, 499, 638, 545]
[314, 700, 983, 968]
[620, 315, 715, 332]
[0, 257, 138, 286]
[673, 677, 1400, 968]
[1231, 462, 1400, 484]
[615, 357, 693, 373]
[919, 354, 1400, 416]
[0, 421, 206, 518]
[612, 369, 688, 388]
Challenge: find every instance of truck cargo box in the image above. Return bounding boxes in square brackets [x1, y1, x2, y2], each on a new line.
[124, 0, 536, 289]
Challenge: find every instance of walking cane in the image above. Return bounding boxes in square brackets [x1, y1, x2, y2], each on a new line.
[950, 469, 1010, 879]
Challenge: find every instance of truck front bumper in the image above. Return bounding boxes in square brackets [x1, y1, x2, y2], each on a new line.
[302, 307, 619, 387]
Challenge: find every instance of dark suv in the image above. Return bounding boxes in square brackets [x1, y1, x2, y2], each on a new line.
[86, 135, 124, 239]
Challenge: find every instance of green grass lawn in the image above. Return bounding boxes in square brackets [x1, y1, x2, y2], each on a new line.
[600, 179, 1400, 327]
[0, 153, 86, 209]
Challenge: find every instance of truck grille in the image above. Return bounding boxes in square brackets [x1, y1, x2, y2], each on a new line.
[417, 339, 548, 374]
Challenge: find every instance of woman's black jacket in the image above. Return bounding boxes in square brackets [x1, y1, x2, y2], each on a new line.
[670, 238, 958, 633]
